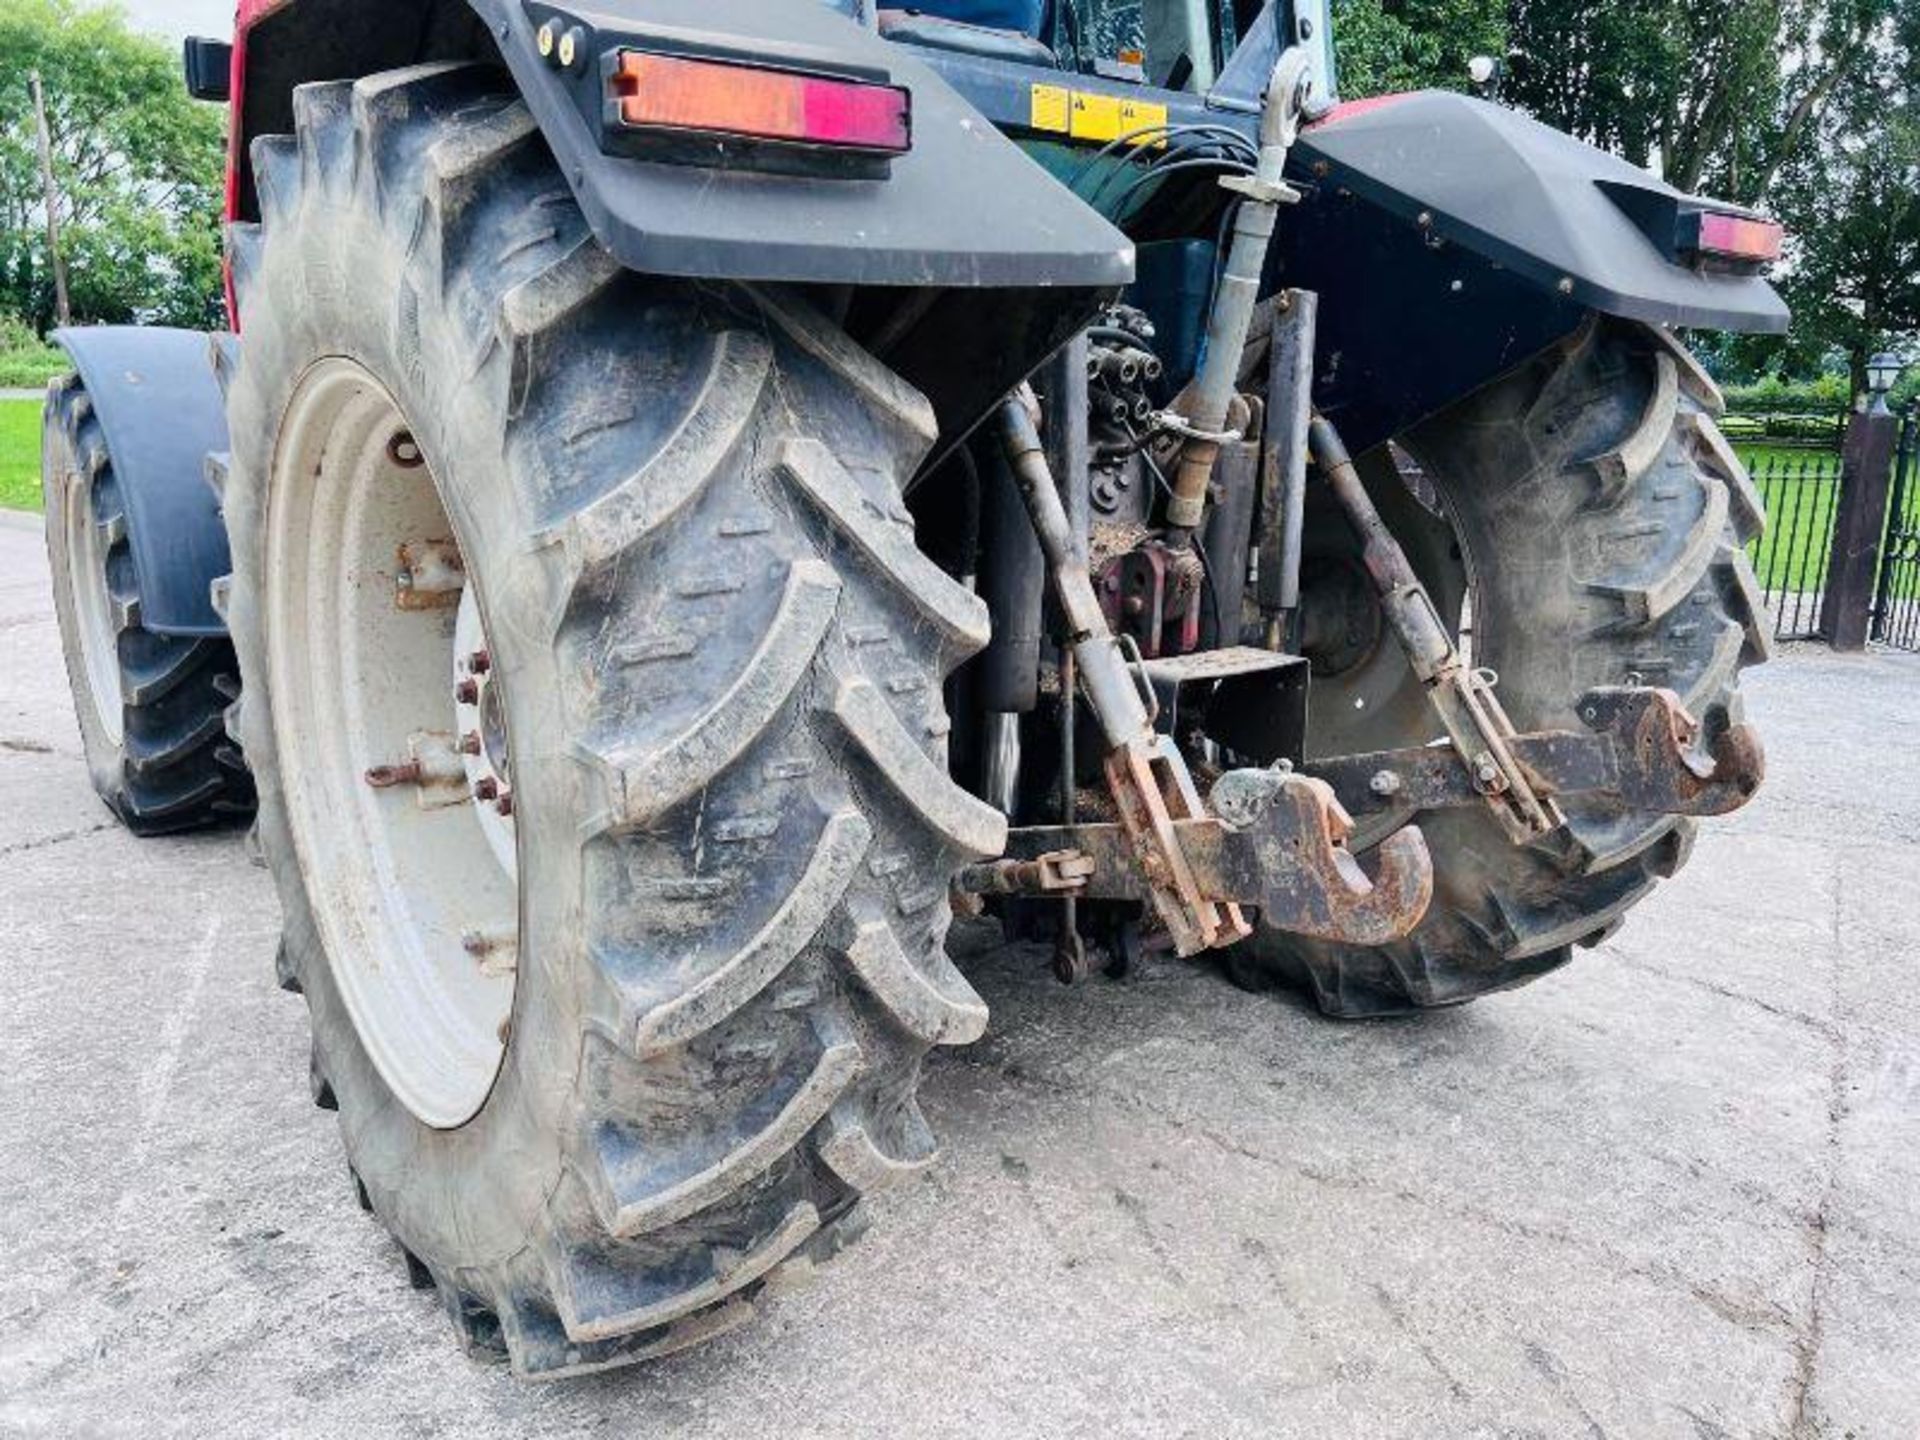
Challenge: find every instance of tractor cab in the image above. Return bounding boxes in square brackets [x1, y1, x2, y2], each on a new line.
[869, 0, 1336, 100]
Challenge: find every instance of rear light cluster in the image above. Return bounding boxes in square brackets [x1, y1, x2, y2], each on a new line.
[608, 50, 912, 156]
[1684, 211, 1785, 265]
[1597, 179, 1785, 276]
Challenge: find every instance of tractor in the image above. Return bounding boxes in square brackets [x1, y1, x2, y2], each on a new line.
[42, 0, 1780, 1378]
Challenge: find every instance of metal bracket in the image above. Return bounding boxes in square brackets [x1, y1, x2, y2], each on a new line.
[1219, 173, 1303, 207]
[1106, 735, 1253, 956]
[999, 395, 1240, 958]
[1306, 687, 1765, 822]
[986, 768, 1434, 949]
[961, 850, 1098, 896]
[1577, 687, 1764, 816]
[1308, 416, 1559, 842]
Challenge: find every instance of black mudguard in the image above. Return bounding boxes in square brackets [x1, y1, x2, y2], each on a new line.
[1271, 89, 1788, 449]
[52, 328, 232, 638]
[229, 0, 1125, 448]
[465, 0, 1133, 290]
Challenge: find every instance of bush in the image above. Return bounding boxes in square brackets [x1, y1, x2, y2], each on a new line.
[0, 312, 65, 389]
[1722, 372, 1852, 414]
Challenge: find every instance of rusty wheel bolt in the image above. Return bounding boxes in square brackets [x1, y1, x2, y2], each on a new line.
[365, 762, 423, 790]
[473, 778, 499, 803]
[495, 792, 514, 818]
[459, 731, 483, 756]
[455, 679, 480, 706]
[468, 649, 492, 675]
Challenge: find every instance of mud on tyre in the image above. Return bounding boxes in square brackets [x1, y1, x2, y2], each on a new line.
[1237, 319, 1772, 1017]
[220, 64, 1003, 1376]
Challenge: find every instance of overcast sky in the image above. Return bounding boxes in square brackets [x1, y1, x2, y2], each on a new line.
[119, 0, 236, 43]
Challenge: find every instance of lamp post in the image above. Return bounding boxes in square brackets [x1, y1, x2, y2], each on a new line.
[1867, 352, 1904, 413]
[1822, 352, 1907, 650]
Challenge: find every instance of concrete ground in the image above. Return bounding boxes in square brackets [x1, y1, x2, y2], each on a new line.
[2, 507, 1917, 1440]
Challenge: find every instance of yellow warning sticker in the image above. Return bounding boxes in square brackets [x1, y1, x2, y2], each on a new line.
[1070, 91, 1124, 142]
[1029, 85, 1168, 147]
[1030, 84, 1072, 135]
[1119, 99, 1170, 144]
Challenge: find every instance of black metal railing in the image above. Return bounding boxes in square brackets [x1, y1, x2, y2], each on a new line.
[1871, 408, 1920, 651]
[1742, 445, 1844, 641]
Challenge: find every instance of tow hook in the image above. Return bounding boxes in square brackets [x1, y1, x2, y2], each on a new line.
[1579, 687, 1763, 816]
[971, 768, 1435, 950]
[991, 393, 1435, 956]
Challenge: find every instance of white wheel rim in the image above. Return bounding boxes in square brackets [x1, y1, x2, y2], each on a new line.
[64, 466, 123, 746]
[265, 360, 518, 1129]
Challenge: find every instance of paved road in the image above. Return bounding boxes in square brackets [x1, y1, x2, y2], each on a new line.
[2, 508, 1917, 1439]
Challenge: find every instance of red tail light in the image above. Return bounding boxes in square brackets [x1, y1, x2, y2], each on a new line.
[1687, 211, 1785, 264]
[611, 51, 911, 155]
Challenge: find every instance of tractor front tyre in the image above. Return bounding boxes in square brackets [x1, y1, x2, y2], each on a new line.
[41, 374, 254, 835]
[219, 65, 1002, 1377]
[1237, 319, 1772, 1017]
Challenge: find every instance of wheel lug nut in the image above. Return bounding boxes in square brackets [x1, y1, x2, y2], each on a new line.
[473, 778, 499, 802]
[455, 679, 480, 705]
[495, 792, 514, 818]
[468, 649, 492, 674]
[459, 731, 483, 756]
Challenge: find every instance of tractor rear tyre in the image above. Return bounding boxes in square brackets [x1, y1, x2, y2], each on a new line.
[1235, 319, 1771, 1016]
[41, 374, 254, 835]
[219, 65, 1001, 1376]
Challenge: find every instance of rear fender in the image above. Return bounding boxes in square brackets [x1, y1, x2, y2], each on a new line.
[52, 327, 232, 638]
[230, 0, 1129, 290]
[477, 0, 1132, 289]
[1279, 91, 1788, 450]
[226, 0, 1127, 446]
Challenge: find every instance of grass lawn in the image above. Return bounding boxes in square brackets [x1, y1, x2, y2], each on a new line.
[0, 398, 42, 514]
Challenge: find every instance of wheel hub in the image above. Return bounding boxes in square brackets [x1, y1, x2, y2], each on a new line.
[454, 589, 516, 879]
[264, 360, 518, 1130]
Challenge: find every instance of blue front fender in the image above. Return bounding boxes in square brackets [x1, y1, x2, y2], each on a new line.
[53, 327, 231, 637]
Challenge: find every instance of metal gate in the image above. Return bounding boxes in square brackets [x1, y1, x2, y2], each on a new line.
[1747, 446, 1844, 641]
[1872, 408, 1920, 651]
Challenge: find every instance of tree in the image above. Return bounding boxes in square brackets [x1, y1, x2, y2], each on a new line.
[1333, 0, 1508, 98]
[1765, 18, 1920, 395]
[0, 0, 225, 331]
[1507, 0, 1865, 206]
